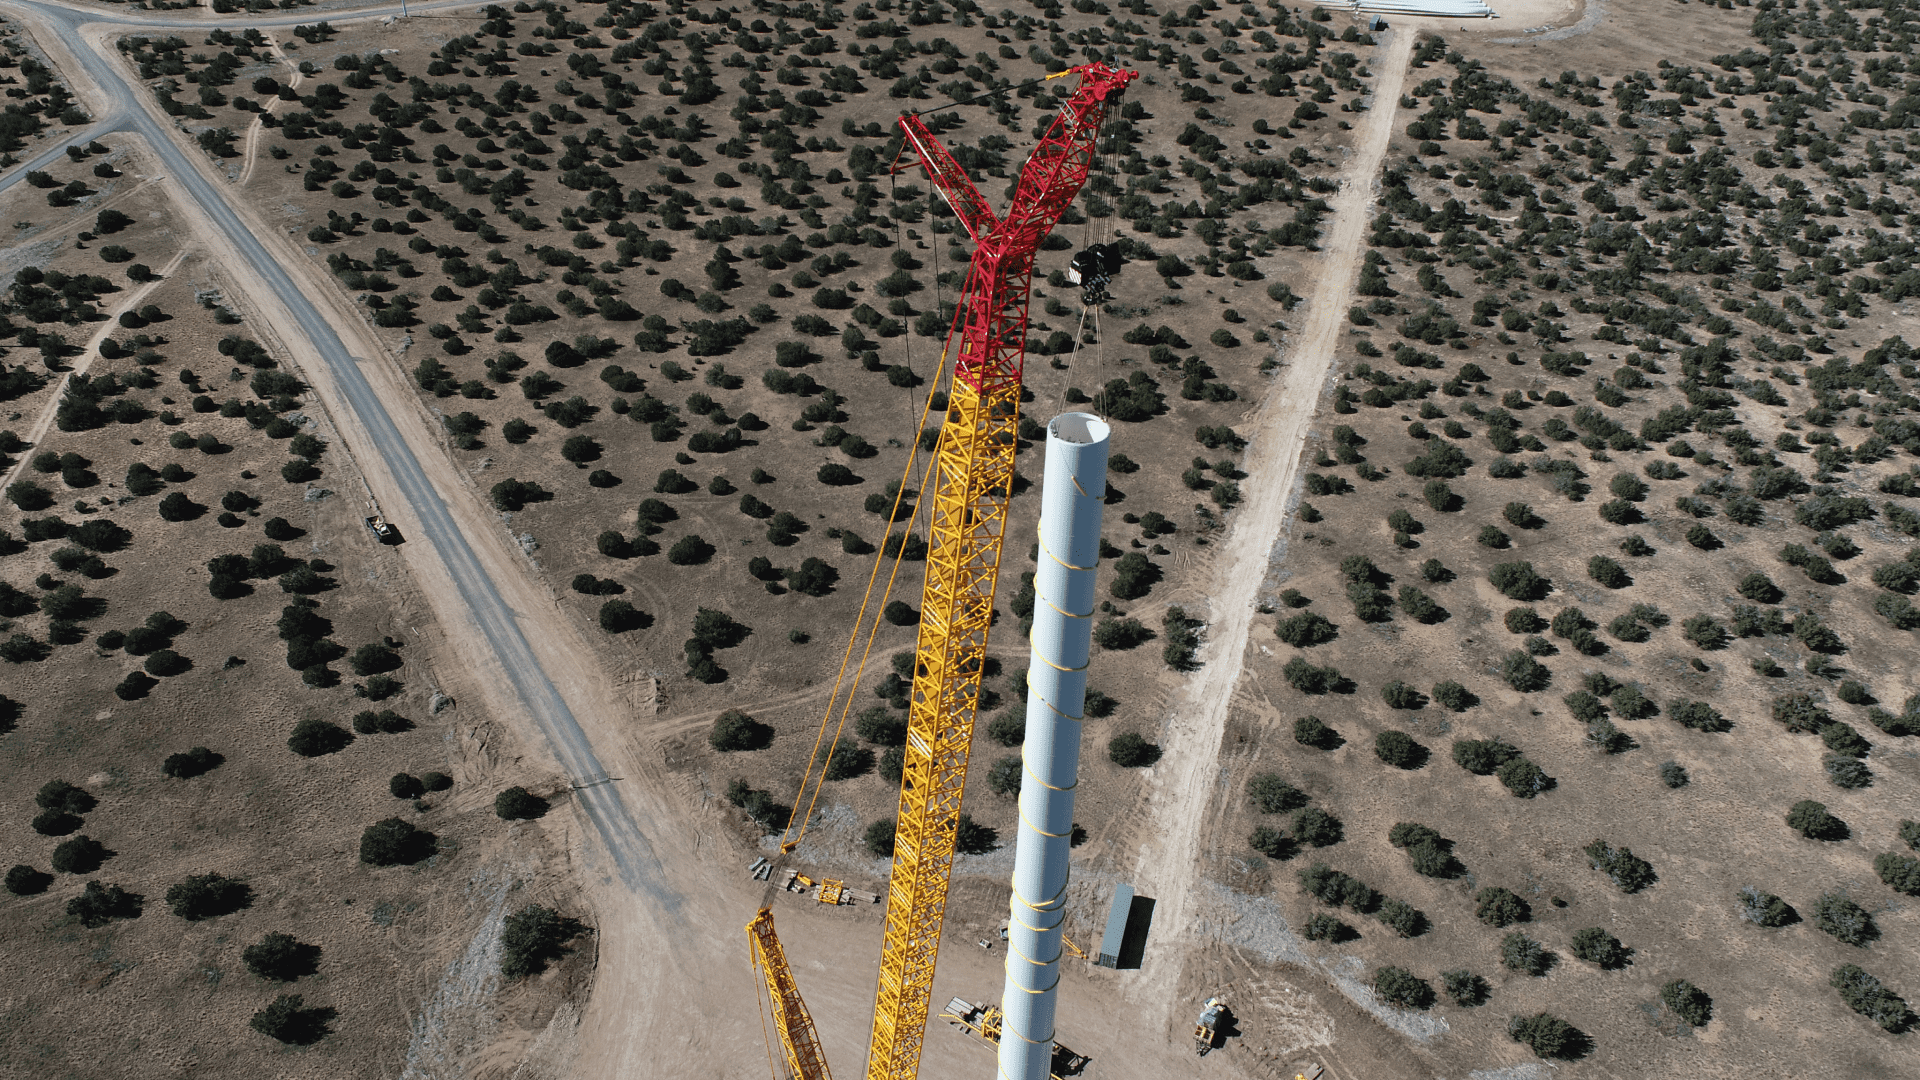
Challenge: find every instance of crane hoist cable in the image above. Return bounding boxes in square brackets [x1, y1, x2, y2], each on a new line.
[782, 294, 970, 856]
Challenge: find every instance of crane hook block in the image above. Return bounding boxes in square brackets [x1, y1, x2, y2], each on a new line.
[1067, 242, 1124, 306]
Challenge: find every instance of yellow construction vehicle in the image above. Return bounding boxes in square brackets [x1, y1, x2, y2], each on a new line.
[939, 998, 1088, 1080]
[1194, 998, 1228, 1056]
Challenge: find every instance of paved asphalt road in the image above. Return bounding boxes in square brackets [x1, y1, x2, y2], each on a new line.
[4, 0, 675, 905]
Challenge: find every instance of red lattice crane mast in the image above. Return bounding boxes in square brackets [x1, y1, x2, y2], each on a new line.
[748, 61, 1136, 1080]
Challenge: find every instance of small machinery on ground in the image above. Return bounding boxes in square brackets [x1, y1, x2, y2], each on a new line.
[1194, 997, 1229, 1056]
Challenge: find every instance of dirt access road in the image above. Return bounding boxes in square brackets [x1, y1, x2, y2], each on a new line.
[1123, 21, 1416, 1027]
[4, 1, 737, 1073]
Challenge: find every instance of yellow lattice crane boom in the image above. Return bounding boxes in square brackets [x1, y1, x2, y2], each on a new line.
[750, 61, 1136, 1080]
[748, 908, 835, 1080]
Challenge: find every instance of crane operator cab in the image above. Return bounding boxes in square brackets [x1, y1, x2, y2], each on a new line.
[1066, 242, 1123, 306]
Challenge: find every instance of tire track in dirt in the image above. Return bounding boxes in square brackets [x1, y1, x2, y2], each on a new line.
[0, 242, 186, 496]
[235, 32, 298, 188]
[1119, 24, 1416, 1027]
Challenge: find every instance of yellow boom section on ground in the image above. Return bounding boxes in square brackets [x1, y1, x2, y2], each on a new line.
[748, 908, 835, 1080]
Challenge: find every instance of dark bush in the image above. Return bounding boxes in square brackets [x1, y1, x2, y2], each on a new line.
[1876, 852, 1920, 896]
[954, 812, 997, 854]
[1569, 926, 1632, 969]
[1787, 799, 1847, 840]
[243, 932, 321, 981]
[1475, 886, 1531, 927]
[1507, 1013, 1585, 1059]
[359, 817, 437, 865]
[864, 819, 897, 857]
[1093, 617, 1155, 650]
[50, 835, 110, 875]
[1737, 885, 1798, 927]
[164, 872, 254, 920]
[287, 718, 353, 757]
[1830, 965, 1913, 1032]
[1453, 738, 1519, 776]
[1275, 611, 1338, 647]
[1497, 756, 1553, 797]
[823, 738, 875, 781]
[1442, 970, 1489, 1007]
[1660, 979, 1713, 1027]
[493, 786, 549, 820]
[1373, 730, 1426, 769]
[36, 779, 97, 815]
[1380, 680, 1427, 710]
[501, 903, 589, 977]
[1108, 732, 1160, 767]
[1247, 773, 1309, 813]
[65, 880, 142, 927]
[1489, 560, 1549, 600]
[1500, 931, 1555, 976]
[1583, 839, 1656, 892]
[710, 709, 773, 751]
[248, 994, 337, 1045]
[1293, 715, 1342, 749]
[1813, 892, 1879, 946]
[1373, 966, 1435, 1010]
[1293, 807, 1344, 847]
[855, 706, 907, 747]
[5, 864, 53, 896]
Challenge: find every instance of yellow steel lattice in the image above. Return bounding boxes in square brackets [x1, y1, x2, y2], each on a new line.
[866, 376, 1021, 1080]
[748, 908, 835, 1080]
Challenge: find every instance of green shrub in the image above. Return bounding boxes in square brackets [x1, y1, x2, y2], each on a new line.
[1829, 965, 1912, 1032]
[1453, 738, 1519, 775]
[1442, 970, 1488, 1007]
[1787, 799, 1847, 840]
[1108, 732, 1159, 767]
[358, 817, 436, 865]
[709, 709, 772, 751]
[1292, 807, 1343, 847]
[287, 719, 353, 757]
[493, 786, 549, 821]
[248, 994, 337, 1045]
[1507, 1013, 1582, 1059]
[1248, 825, 1294, 860]
[1293, 715, 1341, 749]
[164, 872, 253, 920]
[1373, 966, 1435, 1009]
[1373, 730, 1425, 769]
[1247, 773, 1309, 813]
[1500, 931, 1555, 976]
[1583, 839, 1656, 892]
[1813, 892, 1879, 946]
[1736, 885, 1797, 927]
[242, 932, 321, 982]
[500, 904, 588, 977]
[1275, 611, 1338, 647]
[1660, 979, 1713, 1027]
[1475, 886, 1530, 927]
[1569, 926, 1631, 969]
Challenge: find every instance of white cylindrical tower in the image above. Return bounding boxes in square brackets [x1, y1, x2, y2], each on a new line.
[997, 412, 1110, 1080]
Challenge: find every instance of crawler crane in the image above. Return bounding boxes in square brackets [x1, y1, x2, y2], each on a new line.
[747, 61, 1136, 1080]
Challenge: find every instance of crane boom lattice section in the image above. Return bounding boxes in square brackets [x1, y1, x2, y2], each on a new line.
[748, 909, 835, 1080]
[867, 61, 1136, 1080]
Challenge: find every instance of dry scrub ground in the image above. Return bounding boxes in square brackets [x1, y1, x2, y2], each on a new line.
[0, 146, 591, 1077]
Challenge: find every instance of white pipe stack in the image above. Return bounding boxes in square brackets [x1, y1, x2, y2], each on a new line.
[997, 412, 1110, 1080]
